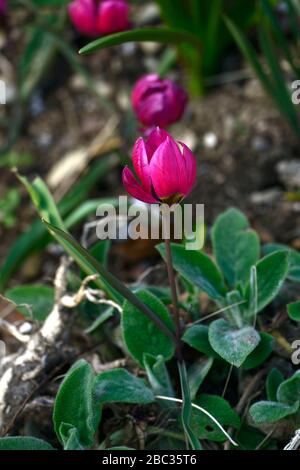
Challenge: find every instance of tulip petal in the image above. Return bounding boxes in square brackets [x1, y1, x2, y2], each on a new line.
[180, 143, 197, 195]
[150, 137, 186, 199]
[145, 127, 170, 159]
[132, 137, 152, 192]
[122, 167, 158, 204]
[132, 74, 160, 110]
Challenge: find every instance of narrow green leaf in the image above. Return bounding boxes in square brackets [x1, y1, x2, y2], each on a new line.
[178, 361, 202, 450]
[43, 221, 175, 343]
[79, 28, 201, 55]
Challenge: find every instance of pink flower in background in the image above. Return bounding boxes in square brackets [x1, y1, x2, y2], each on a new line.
[122, 128, 196, 205]
[132, 74, 188, 129]
[68, 0, 129, 37]
[0, 0, 6, 15]
[97, 0, 129, 35]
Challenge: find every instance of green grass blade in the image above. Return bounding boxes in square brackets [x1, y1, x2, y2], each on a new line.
[0, 156, 116, 291]
[259, 26, 300, 135]
[79, 28, 201, 55]
[261, 0, 300, 76]
[178, 361, 202, 450]
[155, 0, 194, 32]
[225, 17, 274, 95]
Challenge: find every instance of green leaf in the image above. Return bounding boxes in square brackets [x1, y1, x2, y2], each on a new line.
[212, 208, 260, 287]
[277, 371, 300, 405]
[264, 243, 300, 282]
[245, 251, 289, 313]
[59, 425, 85, 450]
[242, 333, 274, 370]
[5, 285, 54, 321]
[94, 368, 154, 405]
[236, 423, 277, 450]
[191, 394, 240, 442]
[188, 357, 214, 401]
[89, 240, 111, 267]
[287, 301, 300, 321]
[155, 0, 194, 32]
[225, 17, 300, 137]
[0, 157, 115, 291]
[178, 361, 202, 450]
[84, 306, 114, 334]
[183, 324, 219, 358]
[43, 221, 175, 343]
[0, 437, 55, 451]
[266, 368, 284, 402]
[249, 400, 299, 424]
[17, 175, 65, 229]
[79, 28, 200, 55]
[209, 319, 260, 367]
[143, 354, 174, 400]
[157, 243, 226, 300]
[53, 360, 100, 448]
[122, 290, 175, 367]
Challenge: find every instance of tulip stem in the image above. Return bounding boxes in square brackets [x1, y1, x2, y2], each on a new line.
[164, 238, 181, 344]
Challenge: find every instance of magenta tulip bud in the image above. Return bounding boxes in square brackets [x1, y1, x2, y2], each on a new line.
[68, 0, 129, 37]
[132, 74, 188, 129]
[68, 0, 99, 36]
[0, 0, 7, 15]
[97, 0, 130, 35]
[122, 128, 197, 205]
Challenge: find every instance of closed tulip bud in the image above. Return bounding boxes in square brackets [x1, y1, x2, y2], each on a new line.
[132, 74, 188, 129]
[68, 0, 129, 37]
[122, 127, 197, 205]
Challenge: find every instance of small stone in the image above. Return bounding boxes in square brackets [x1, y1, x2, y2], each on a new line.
[277, 160, 300, 189]
[203, 132, 218, 149]
[250, 188, 282, 204]
[19, 322, 32, 335]
[251, 136, 270, 152]
[36, 133, 53, 148]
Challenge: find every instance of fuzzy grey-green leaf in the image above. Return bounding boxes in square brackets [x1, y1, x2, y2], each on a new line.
[209, 319, 260, 367]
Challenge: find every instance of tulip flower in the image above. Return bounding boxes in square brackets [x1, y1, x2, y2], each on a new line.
[132, 74, 188, 129]
[0, 0, 6, 15]
[68, 0, 129, 37]
[122, 128, 196, 205]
